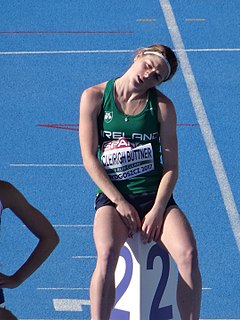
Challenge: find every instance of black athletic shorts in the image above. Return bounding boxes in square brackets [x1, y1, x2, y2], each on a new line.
[95, 192, 177, 220]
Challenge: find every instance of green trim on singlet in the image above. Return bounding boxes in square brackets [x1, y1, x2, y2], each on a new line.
[97, 79, 163, 194]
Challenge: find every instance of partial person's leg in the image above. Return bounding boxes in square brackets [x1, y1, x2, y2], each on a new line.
[90, 205, 129, 320]
[159, 206, 202, 320]
[0, 308, 18, 320]
[0, 289, 5, 309]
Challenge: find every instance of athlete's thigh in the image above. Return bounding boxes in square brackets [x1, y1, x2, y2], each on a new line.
[93, 205, 129, 254]
[160, 206, 197, 260]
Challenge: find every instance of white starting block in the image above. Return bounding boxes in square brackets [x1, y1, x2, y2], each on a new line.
[110, 233, 180, 320]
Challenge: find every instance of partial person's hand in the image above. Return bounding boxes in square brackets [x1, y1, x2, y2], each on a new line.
[0, 273, 21, 289]
[141, 208, 164, 243]
[116, 199, 141, 236]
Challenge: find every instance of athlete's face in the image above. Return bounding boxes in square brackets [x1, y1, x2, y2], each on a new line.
[130, 53, 169, 90]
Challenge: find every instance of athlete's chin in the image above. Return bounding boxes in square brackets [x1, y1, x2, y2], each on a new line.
[131, 79, 145, 91]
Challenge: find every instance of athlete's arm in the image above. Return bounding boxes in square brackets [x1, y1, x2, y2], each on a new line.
[155, 94, 178, 210]
[141, 94, 178, 242]
[0, 180, 59, 288]
[79, 84, 122, 203]
[79, 85, 141, 232]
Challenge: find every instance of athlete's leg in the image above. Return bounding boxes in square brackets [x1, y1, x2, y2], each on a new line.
[159, 206, 202, 320]
[90, 205, 129, 320]
[0, 308, 17, 320]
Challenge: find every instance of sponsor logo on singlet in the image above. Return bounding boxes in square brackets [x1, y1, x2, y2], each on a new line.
[101, 137, 154, 181]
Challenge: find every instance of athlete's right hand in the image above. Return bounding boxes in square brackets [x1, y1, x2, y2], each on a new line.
[115, 199, 141, 236]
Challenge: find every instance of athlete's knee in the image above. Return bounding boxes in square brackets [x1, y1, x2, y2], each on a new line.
[175, 245, 199, 273]
[97, 245, 120, 275]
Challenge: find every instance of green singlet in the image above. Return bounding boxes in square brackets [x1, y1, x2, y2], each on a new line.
[97, 79, 163, 195]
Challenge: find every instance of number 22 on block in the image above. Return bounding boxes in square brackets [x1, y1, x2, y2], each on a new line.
[111, 235, 180, 320]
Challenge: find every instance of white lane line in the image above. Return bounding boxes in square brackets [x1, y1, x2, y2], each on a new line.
[9, 163, 84, 167]
[0, 48, 240, 55]
[72, 256, 96, 259]
[185, 48, 240, 52]
[0, 49, 133, 55]
[37, 287, 89, 290]
[159, 0, 240, 251]
[23, 224, 93, 228]
[38, 286, 211, 291]
[38, 286, 210, 291]
[185, 18, 206, 22]
[53, 224, 93, 228]
[136, 18, 157, 22]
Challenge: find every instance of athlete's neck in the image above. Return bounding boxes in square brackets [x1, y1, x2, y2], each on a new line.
[115, 77, 147, 103]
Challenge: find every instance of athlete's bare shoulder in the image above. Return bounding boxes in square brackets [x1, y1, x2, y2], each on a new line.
[80, 82, 108, 115]
[154, 89, 176, 123]
[155, 88, 174, 107]
[80, 81, 109, 119]
[82, 81, 107, 101]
